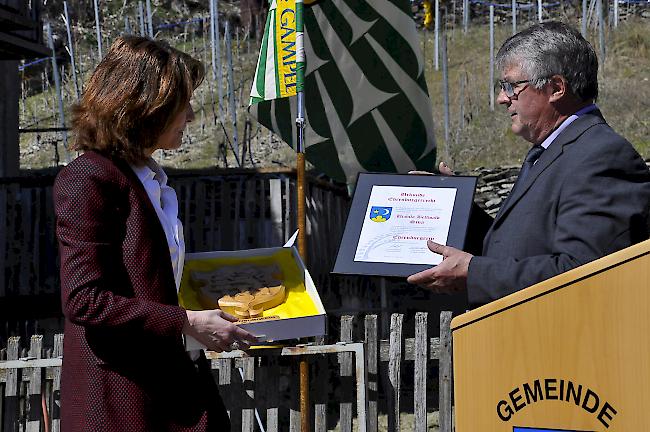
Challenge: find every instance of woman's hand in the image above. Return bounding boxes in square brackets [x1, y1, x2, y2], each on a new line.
[438, 161, 454, 176]
[183, 309, 259, 352]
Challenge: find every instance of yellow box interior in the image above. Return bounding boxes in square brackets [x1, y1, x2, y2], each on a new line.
[179, 248, 320, 321]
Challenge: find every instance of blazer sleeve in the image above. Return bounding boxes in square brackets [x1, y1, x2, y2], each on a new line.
[54, 160, 187, 339]
[467, 140, 650, 305]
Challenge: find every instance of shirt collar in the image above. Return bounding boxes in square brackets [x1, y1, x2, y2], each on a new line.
[540, 104, 598, 150]
[130, 158, 168, 185]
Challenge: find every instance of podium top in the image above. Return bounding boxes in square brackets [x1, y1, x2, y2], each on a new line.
[451, 238, 650, 331]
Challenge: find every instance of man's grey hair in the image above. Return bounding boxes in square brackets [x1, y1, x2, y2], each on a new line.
[496, 21, 598, 102]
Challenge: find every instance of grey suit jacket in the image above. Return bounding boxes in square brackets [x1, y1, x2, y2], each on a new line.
[467, 110, 650, 306]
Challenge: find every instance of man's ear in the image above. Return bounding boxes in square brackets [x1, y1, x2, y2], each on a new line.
[548, 75, 567, 102]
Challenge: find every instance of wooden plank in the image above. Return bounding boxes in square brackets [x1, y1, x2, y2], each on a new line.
[324, 190, 335, 263]
[216, 359, 234, 420]
[51, 334, 63, 432]
[193, 181, 206, 251]
[306, 190, 317, 269]
[3, 337, 20, 432]
[43, 186, 56, 294]
[179, 182, 195, 251]
[289, 360, 300, 432]
[439, 311, 453, 432]
[243, 179, 256, 249]
[229, 358, 243, 432]
[310, 187, 323, 274]
[220, 180, 234, 250]
[26, 335, 43, 432]
[207, 181, 217, 250]
[240, 357, 255, 432]
[269, 178, 283, 246]
[32, 188, 42, 294]
[257, 178, 265, 247]
[20, 186, 33, 295]
[6, 185, 21, 296]
[339, 315, 354, 432]
[284, 177, 292, 243]
[176, 180, 192, 253]
[255, 178, 261, 247]
[387, 313, 403, 432]
[0, 186, 7, 297]
[233, 179, 243, 249]
[414, 312, 428, 432]
[264, 357, 279, 432]
[313, 353, 328, 432]
[364, 315, 379, 432]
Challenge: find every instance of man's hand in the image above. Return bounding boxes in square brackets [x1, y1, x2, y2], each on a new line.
[183, 309, 259, 352]
[408, 162, 454, 176]
[407, 240, 472, 294]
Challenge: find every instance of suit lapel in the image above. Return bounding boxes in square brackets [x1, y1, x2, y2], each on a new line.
[114, 157, 179, 299]
[490, 111, 606, 228]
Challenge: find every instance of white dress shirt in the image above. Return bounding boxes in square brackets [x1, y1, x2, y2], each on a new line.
[539, 104, 598, 150]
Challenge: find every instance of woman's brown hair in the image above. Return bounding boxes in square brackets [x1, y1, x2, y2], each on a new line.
[71, 36, 205, 164]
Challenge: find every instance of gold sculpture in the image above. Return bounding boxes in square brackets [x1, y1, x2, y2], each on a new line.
[191, 263, 286, 319]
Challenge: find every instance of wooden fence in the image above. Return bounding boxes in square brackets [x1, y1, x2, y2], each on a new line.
[0, 168, 351, 324]
[0, 312, 453, 432]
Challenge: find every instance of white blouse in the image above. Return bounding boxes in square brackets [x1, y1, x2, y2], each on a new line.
[130, 158, 185, 291]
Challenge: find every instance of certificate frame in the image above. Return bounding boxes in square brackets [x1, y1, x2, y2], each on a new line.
[332, 172, 478, 277]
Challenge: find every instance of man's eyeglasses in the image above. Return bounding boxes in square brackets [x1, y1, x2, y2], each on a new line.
[498, 79, 531, 98]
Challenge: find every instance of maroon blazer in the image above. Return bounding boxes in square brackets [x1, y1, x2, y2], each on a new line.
[54, 151, 229, 432]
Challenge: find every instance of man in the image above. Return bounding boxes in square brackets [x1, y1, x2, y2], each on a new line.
[408, 22, 650, 307]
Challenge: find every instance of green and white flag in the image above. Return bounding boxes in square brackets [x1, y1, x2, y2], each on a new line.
[250, 0, 436, 185]
[250, 0, 304, 102]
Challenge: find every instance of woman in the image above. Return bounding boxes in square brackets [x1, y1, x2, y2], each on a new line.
[54, 36, 257, 432]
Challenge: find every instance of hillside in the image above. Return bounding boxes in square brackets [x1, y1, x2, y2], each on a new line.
[18, 0, 650, 173]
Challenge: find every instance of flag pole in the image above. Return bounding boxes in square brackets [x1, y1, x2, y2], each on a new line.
[295, 1, 310, 431]
[296, 0, 306, 264]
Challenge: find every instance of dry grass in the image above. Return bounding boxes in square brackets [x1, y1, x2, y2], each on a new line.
[19, 13, 650, 172]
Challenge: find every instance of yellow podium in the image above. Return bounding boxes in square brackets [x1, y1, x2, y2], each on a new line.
[451, 239, 650, 431]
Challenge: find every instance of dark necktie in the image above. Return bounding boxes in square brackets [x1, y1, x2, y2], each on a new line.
[515, 145, 545, 189]
[495, 145, 545, 219]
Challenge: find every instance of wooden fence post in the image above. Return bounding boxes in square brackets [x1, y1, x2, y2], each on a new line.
[439, 311, 453, 432]
[364, 315, 379, 432]
[264, 356, 280, 432]
[217, 358, 233, 420]
[240, 357, 255, 431]
[3, 337, 20, 432]
[414, 312, 428, 432]
[51, 334, 64, 432]
[339, 315, 354, 432]
[289, 359, 300, 432]
[26, 335, 43, 432]
[387, 313, 403, 432]
[313, 352, 328, 432]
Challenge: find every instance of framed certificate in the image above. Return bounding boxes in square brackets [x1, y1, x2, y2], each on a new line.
[332, 172, 477, 277]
